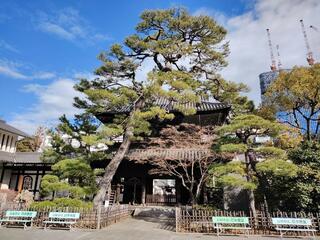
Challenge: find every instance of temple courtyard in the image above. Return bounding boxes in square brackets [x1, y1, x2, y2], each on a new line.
[0, 217, 317, 240]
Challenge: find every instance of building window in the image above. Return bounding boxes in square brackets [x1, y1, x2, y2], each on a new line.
[153, 179, 176, 195]
[22, 176, 33, 190]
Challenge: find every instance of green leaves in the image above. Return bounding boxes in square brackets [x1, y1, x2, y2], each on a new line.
[219, 143, 248, 154]
[256, 159, 297, 177]
[256, 146, 286, 159]
[210, 113, 300, 209]
[264, 63, 320, 140]
[218, 114, 280, 138]
[40, 158, 98, 199]
[52, 158, 95, 185]
[210, 162, 257, 190]
[74, 7, 235, 144]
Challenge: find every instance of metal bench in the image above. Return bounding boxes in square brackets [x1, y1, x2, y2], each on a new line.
[212, 216, 251, 236]
[44, 212, 80, 230]
[272, 217, 316, 239]
[0, 210, 37, 229]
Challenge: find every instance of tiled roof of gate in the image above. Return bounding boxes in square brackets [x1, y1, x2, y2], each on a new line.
[127, 148, 212, 161]
[106, 97, 230, 114]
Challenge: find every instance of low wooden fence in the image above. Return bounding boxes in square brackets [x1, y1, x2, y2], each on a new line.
[0, 204, 132, 230]
[176, 206, 320, 236]
[146, 194, 176, 206]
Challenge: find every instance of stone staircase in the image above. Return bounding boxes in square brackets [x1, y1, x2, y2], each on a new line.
[132, 206, 176, 231]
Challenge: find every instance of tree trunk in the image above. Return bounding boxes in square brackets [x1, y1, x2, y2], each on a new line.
[93, 98, 144, 207]
[93, 128, 132, 207]
[306, 117, 311, 141]
[189, 190, 196, 206]
[245, 151, 257, 219]
[248, 189, 256, 217]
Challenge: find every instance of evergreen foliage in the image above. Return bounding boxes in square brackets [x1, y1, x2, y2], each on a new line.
[73, 7, 251, 206]
[210, 114, 297, 215]
[30, 198, 93, 209]
[282, 141, 320, 212]
[40, 113, 104, 200]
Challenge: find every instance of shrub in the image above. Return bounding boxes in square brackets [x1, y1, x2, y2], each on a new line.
[30, 198, 93, 209]
[30, 200, 56, 209]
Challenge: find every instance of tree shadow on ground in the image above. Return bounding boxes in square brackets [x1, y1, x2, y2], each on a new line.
[133, 216, 176, 232]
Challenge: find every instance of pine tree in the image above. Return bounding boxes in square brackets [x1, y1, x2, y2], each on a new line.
[40, 113, 104, 200]
[73, 8, 250, 206]
[210, 114, 297, 218]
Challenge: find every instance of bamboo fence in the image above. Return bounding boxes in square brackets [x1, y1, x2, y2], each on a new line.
[175, 206, 320, 236]
[0, 204, 132, 230]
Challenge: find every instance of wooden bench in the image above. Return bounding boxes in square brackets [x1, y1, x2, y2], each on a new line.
[272, 217, 316, 239]
[44, 212, 80, 230]
[0, 210, 37, 229]
[212, 216, 251, 236]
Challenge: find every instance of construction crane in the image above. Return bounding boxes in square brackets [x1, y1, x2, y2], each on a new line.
[266, 28, 277, 71]
[310, 25, 319, 32]
[276, 44, 282, 70]
[300, 19, 315, 65]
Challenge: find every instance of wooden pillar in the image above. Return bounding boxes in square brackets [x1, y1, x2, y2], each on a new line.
[141, 179, 146, 205]
[17, 175, 23, 193]
[34, 170, 40, 197]
[116, 184, 121, 203]
[176, 179, 181, 204]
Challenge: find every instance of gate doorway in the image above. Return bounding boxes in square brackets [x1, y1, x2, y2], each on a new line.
[123, 177, 142, 204]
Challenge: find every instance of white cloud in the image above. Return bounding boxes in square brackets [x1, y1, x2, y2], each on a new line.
[9, 78, 81, 134]
[0, 40, 19, 53]
[193, 7, 228, 26]
[198, 0, 320, 105]
[32, 71, 56, 79]
[38, 22, 75, 40]
[36, 7, 110, 44]
[0, 60, 28, 79]
[0, 59, 55, 80]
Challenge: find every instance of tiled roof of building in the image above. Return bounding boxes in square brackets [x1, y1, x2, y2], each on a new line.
[0, 120, 30, 137]
[0, 152, 42, 164]
[0, 151, 14, 162]
[106, 97, 230, 114]
[15, 152, 42, 163]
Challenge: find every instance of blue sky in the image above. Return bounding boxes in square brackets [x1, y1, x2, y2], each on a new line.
[1, 0, 319, 133]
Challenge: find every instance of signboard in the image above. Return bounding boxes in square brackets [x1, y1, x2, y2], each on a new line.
[48, 212, 80, 219]
[212, 216, 249, 224]
[272, 218, 312, 226]
[6, 211, 37, 218]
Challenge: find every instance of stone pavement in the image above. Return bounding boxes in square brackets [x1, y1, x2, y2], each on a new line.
[0, 217, 318, 240]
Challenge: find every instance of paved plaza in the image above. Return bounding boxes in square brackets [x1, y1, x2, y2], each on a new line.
[0, 217, 318, 240]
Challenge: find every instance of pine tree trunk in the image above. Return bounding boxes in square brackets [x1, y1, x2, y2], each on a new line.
[248, 189, 256, 217]
[93, 98, 144, 207]
[93, 128, 132, 207]
[245, 151, 257, 220]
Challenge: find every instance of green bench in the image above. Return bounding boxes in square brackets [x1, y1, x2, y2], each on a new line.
[272, 217, 316, 239]
[0, 210, 37, 229]
[44, 212, 80, 230]
[212, 216, 251, 236]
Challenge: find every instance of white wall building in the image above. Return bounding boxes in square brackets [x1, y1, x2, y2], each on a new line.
[0, 120, 49, 199]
